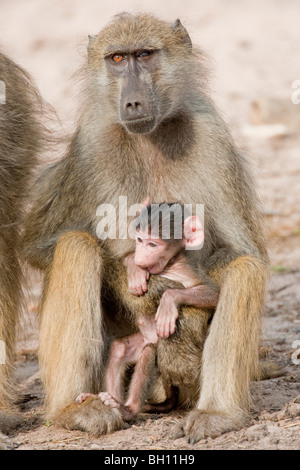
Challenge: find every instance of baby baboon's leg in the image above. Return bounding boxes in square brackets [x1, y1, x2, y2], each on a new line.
[124, 343, 157, 418]
[105, 333, 146, 403]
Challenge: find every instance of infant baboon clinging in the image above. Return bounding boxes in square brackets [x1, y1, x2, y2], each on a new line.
[77, 202, 219, 421]
[23, 12, 268, 442]
[0, 51, 44, 438]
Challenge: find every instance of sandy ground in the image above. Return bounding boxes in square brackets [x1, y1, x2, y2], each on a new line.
[1, 0, 300, 451]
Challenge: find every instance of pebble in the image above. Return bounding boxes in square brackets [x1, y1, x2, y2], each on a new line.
[90, 444, 103, 450]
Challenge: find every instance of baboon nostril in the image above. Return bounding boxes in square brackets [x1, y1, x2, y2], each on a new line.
[124, 100, 144, 119]
[126, 101, 142, 109]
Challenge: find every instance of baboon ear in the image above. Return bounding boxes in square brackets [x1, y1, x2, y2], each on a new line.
[141, 196, 150, 207]
[137, 197, 150, 219]
[88, 34, 97, 51]
[171, 19, 192, 52]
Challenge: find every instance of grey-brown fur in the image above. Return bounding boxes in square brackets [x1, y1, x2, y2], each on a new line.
[22, 13, 269, 441]
[0, 51, 44, 434]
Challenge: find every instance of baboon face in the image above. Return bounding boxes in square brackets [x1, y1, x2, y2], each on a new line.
[134, 228, 182, 274]
[105, 48, 160, 134]
[88, 13, 192, 134]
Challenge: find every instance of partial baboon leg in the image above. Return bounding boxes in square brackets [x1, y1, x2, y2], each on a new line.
[98, 343, 158, 422]
[102, 337, 162, 421]
[39, 232, 107, 420]
[0, 51, 44, 435]
[174, 255, 268, 442]
[99, 346, 178, 420]
[123, 343, 157, 419]
[105, 334, 147, 404]
[0, 240, 23, 433]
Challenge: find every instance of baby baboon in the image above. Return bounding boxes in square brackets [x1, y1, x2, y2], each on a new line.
[23, 13, 268, 442]
[76, 203, 219, 421]
[0, 51, 44, 437]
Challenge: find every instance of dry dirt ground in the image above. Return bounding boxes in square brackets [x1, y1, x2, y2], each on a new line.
[1, 0, 300, 451]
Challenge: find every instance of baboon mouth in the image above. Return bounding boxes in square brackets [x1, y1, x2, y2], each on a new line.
[146, 266, 158, 274]
[122, 116, 157, 134]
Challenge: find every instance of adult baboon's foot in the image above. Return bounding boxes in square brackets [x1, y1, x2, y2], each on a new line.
[173, 410, 248, 443]
[0, 432, 13, 450]
[55, 396, 125, 436]
[0, 411, 23, 450]
[0, 410, 23, 434]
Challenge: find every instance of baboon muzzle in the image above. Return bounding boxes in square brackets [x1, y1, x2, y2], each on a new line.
[120, 76, 156, 134]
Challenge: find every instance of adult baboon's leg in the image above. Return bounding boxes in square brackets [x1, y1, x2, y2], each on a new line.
[174, 255, 268, 442]
[39, 232, 106, 416]
[0, 240, 23, 434]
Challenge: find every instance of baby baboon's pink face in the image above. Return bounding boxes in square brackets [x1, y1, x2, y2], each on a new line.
[134, 229, 182, 275]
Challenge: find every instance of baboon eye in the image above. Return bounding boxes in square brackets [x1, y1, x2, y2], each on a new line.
[112, 54, 126, 62]
[138, 50, 153, 58]
[149, 242, 157, 248]
[137, 237, 143, 243]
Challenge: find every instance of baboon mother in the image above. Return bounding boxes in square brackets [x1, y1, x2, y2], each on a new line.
[23, 13, 268, 442]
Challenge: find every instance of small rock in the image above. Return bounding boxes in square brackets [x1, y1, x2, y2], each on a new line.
[284, 374, 297, 383]
[90, 444, 102, 450]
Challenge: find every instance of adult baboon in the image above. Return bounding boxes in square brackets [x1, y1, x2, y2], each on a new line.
[0, 51, 43, 439]
[23, 13, 268, 442]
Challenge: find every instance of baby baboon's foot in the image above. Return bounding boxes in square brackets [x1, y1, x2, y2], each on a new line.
[173, 409, 247, 443]
[98, 392, 120, 408]
[99, 392, 137, 422]
[76, 392, 97, 404]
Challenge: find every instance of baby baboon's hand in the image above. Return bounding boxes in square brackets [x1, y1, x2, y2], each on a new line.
[155, 291, 179, 338]
[124, 253, 149, 296]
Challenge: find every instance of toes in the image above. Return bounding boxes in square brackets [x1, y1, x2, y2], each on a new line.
[172, 413, 205, 443]
[98, 392, 119, 409]
[174, 409, 247, 443]
[76, 393, 93, 403]
[184, 410, 205, 443]
[98, 392, 109, 401]
[171, 420, 185, 439]
[0, 433, 14, 451]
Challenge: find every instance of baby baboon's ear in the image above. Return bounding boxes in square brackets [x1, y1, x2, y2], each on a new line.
[183, 215, 204, 249]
